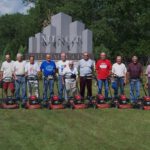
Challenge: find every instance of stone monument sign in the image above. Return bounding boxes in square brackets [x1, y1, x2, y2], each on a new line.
[28, 12, 93, 60]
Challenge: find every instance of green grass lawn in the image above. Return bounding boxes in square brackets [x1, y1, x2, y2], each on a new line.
[0, 81, 150, 150]
[0, 109, 150, 150]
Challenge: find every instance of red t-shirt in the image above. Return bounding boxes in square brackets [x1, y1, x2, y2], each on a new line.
[96, 59, 112, 79]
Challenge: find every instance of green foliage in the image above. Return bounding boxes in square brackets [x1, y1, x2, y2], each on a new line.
[0, 0, 149, 59]
[18, 45, 26, 55]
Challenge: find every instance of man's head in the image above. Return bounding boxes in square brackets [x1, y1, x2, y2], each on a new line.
[46, 54, 51, 62]
[16, 53, 23, 62]
[116, 56, 122, 64]
[61, 52, 66, 62]
[5, 53, 11, 62]
[132, 56, 138, 64]
[68, 60, 74, 69]
[100, 52, 106, 60]
[83, 52, 89, 61]
[29, 55, 34, 64]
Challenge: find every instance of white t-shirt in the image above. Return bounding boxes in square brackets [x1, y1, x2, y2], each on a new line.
[112, 63, 127, 77]
[13, 61, 26, 75]
[25, 62, 40, 76]
[146, 65, 150, 78]
[78, 59, 94, 76]
[63, 67, 78, 82]
[56, 60, 69, 75]
[0, 61, 14, 78]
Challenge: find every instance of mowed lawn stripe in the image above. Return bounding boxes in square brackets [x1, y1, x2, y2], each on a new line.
[0, 109, 150, 150]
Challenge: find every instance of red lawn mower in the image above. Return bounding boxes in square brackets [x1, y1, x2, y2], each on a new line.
[25, 75, 41, 109]
[116, 95, 132, 109]
[92, 94, 110, 109]
[140, 80, 150, 110]
[0, 77, 19, 109]
[91, 76, 111, 109]
[48, 76, 65, 110]
[64, 73, 88, 109]
[110, 75, 132, 109]
[69, 94, 88, 109]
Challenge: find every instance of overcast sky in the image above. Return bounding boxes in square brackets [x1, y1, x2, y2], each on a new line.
[0, 0, 35, 15]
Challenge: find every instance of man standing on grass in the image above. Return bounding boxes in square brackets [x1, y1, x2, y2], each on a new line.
[13, 53, 27, 104]
[62, 61, 78, 101]
[145, 62, 150, 96]
[25, 55, 40, 98]
[40, 54, 56, 102]
[0, 53, 15, 97]
[56, 52, 69, 100]
[78, 52, 94, 99]
[127, 56, 143, 103]
[112, 56, 127, 98]
[95, 52, 112, 98]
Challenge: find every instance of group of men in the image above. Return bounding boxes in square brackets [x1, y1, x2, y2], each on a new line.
[0, 52, 150, 105]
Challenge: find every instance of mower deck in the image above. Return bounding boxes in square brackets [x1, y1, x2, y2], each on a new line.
[95, 103, 110, 109]
[49, 103, 64, 109]
[26, 102, 41, 109]
[118, 104, 132, 109]
[69, 100, 88, 109]
[0, 103, 19, 109]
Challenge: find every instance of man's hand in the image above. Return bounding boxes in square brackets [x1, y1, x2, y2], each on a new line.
[124, 79, 127, 85]
[13, 75, 18, 80]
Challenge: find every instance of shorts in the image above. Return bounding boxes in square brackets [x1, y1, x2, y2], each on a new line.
[3, 82, 15, 92]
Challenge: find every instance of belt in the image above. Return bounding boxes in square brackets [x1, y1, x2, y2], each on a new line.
[16, 75, 25, 77]
[114, 76, 124, 78]
[130, 78, 140, 80]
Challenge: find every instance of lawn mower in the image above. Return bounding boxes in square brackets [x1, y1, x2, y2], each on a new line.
[64, 73, 88, 109]
[91, 76, 111, 109]
[48, 76, 65, 109]
[25, 75, 41, 109]
[0, 77, 19, 109]
[116, 95, 132, 109]
[69, 94, 88, 109]
[110, 74, 132, 109]
[140, 80, 150, 110]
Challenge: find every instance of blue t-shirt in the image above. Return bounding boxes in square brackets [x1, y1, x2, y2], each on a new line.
[40, 60, 56, 77]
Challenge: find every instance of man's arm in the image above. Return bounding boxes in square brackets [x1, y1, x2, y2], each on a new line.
[0, 71, 3, 81]
[140, 64, 143, 78]
[0, 63, 4, 80]
[62, 69, 66, 85]
[25, 63, 28, 76]
[108, 60, 112, 77]
[123, 65, 127, 84]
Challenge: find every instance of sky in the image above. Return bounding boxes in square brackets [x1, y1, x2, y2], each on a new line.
[0, 0, 35, 15]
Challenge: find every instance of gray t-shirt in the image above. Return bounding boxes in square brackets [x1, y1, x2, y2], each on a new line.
[78, 59, 94, 76]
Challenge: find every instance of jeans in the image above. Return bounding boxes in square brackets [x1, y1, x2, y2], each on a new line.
[130, 79, 140, 102]
[15, 76, 26, 102]
[113, 77, 124, 98]
[98, 79, 109, 98]
[43, 79, 54, 101]
[58, 75, 64, 99]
